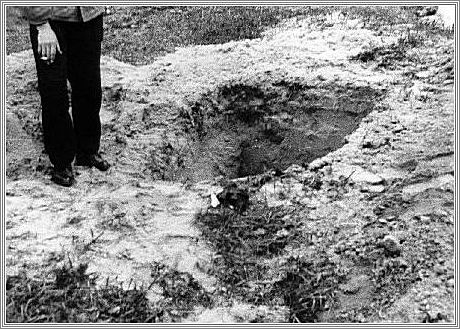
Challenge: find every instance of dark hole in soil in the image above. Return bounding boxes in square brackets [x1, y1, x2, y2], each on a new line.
[183, 81, 383, 182]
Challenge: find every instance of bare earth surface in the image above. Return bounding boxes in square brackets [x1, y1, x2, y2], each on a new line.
[5, 14, 454, 323]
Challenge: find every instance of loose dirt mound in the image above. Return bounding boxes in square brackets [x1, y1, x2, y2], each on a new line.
[5, 13, 454, 323]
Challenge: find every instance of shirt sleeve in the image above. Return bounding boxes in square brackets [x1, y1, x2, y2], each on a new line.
[24, 7, 52, 25]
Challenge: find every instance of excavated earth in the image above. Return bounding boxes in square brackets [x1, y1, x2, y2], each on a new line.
[5, 14, 455, 323]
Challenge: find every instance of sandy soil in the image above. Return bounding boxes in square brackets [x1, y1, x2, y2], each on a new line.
[5, 13, 455, 323]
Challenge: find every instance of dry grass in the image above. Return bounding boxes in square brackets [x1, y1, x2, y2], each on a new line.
[6, 261, 212, 323]
[195, 195, 345, 322]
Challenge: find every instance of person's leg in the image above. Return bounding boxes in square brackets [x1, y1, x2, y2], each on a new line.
[66, 16, 103, 157]
[30, 21, 76, 185]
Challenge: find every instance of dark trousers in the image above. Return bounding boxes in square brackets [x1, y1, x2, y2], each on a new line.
[30, 15, 103, 169]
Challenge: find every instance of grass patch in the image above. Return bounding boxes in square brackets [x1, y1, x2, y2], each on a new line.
[6, 6, 324, 63]
[341, 6, 419, 29]
[195, 196, 345, 322]
[347, 6, 453, 70]
[6, 264, 161, 323]
[5, 6, 30, 55]
[6, 261, 212, 323]
[150, 262, 213, 319]
[7, 6, 451, 66]
[102, 6, 319, 65]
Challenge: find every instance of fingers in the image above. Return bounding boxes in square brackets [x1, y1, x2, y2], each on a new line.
[47, 41, 62, 62]
[37, 43, 43, 58]
[49, 44, 56, 62]
[39, 43, 61, 64]
[44, 44, 50, 60]
[38, 42, 49, 60]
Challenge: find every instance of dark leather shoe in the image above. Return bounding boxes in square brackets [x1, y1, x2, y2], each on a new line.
[52, 166, 75, 187]
[75, 153, 110, 171]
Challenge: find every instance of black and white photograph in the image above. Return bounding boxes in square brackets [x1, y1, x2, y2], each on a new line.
[1, 2, 457, 325]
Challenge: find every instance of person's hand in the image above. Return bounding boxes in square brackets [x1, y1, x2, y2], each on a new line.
[36, 22, 62, 63]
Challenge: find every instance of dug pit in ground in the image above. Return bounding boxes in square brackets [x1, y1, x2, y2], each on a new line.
[180, 80, 384, 182]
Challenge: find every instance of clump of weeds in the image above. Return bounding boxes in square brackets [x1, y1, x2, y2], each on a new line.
[6, 263, 163, 323]
[195, 202, 345, 322]
[6, 260, 214, 323]
[149, 262, 213, 321]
